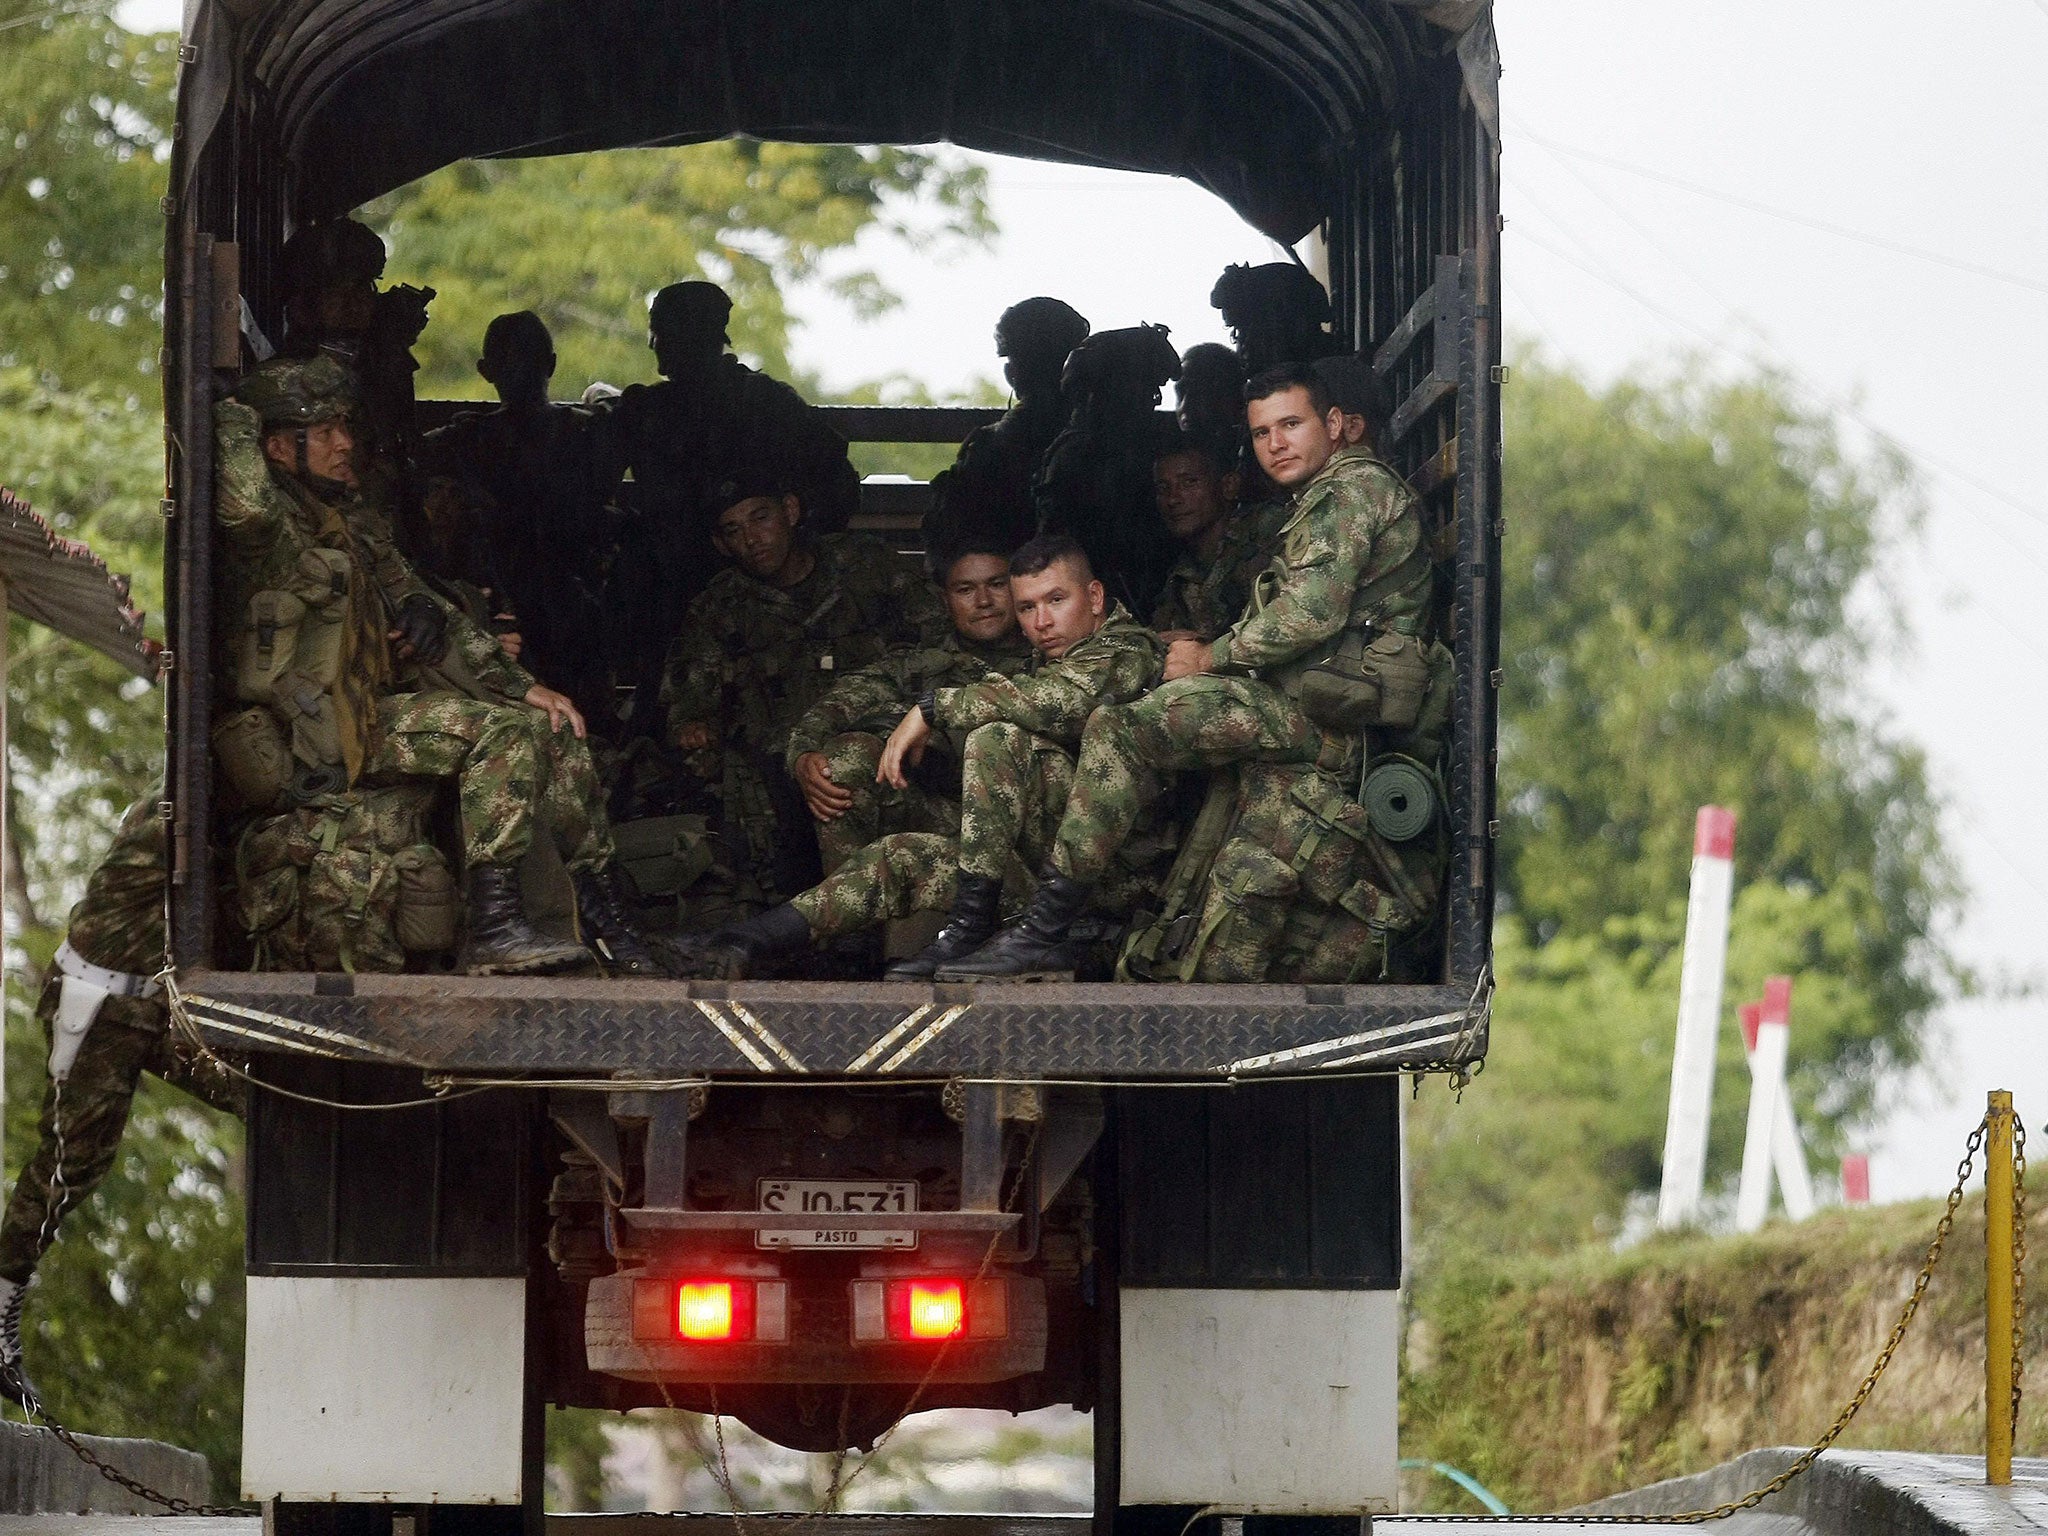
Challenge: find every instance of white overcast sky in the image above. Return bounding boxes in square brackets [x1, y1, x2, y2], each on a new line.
[124, 0, 2047, 1202]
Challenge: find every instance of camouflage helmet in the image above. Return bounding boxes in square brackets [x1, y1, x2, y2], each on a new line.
[234, 355, 357, 429]
[1209, 261, 1332, 329]
[1059, 323, 1181, 397]
[994, 297, 1090, 364]
[279, 218, 387, 298]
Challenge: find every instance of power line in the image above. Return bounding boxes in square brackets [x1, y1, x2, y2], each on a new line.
[1512, 125, 2048, 300]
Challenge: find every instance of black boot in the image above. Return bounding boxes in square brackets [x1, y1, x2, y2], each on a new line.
[572, 867, 669, 978]
[464, 865, 590, 976]
[885, 874, 1005, 982]
[0, 1276, 36, 1409]
[936, 871, 1094, 981]
[661, 903, 814, 981]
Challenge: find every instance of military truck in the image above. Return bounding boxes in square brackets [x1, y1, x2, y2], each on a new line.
[158, 2, 1502, 1531]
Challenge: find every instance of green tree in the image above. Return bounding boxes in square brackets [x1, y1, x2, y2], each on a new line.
[1410, 353, 1959, 1264]
[365, 141, 992, 401]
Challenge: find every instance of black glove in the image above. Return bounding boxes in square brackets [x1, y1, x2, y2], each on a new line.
[392, 593, 450, 665]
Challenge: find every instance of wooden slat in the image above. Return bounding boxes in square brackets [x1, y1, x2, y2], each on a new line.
[1383, 374, 1455, 452]
[1407, 434, 1458, 498]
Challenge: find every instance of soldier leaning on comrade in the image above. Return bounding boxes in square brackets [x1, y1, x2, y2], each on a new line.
[213, 355, 660, 978]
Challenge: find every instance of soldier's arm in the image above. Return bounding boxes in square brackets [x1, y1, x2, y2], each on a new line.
[446, 604, 536, 702]
[783, 658, 905, 770]
[661, 615, 726, 744]
[1207, 496, 1371, 673]
[934, 639, 1137, 746]
[212, 401, 293, 552]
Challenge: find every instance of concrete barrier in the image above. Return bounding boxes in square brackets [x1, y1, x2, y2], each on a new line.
[1580, 1446, 2048, 1534]
[0, 1420, 210, 1514]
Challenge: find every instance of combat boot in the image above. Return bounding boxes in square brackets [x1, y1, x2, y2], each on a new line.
[885, 874, 1004, 982]
[0, 1276, 36, 1409]
[572, 867, 670, 978]
[661, 904, 813, 981]
[936, 871, 1094, 981]
[464, 865, 590, 976]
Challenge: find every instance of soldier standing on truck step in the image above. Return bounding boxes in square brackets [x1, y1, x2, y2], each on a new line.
[660, 470, 949, 913]
[670, 535, 1166, 981]
[215, 355, 663, 977]
[942, 363, 1433, 980]
[923, 297, 1091, 570]
[783, 537, 1035, 874]
[0, 792, 241, 1407]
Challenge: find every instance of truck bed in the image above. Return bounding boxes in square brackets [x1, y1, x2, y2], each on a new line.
[179, 971, 1488, 1080]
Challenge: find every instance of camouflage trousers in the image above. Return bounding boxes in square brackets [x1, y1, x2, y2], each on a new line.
[1053, 675, 1325, 884]
[810, 733, 959, 874]
[368, 691, 613, 871]
[957, 723, 1073, 883]
[792, 833, 1036, 939]
[0, 980, 240, 1284]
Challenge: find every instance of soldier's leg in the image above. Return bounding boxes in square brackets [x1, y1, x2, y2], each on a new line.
[958, 723, 1075, 881]
[790, 833, 961, 939]
[368, 692, 541, 868]
[1051, 676, 1319, 885]
[0, 987, 164, 1286]
[814, 733, 888, 873]
[533, 715, 617, 873]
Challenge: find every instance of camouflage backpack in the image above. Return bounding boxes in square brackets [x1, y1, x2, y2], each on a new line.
[233, 784, 458, 972]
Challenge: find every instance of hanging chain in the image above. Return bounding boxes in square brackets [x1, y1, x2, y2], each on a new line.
[2012, 1115, 2027, 1437]
[1402, 1115, 1997, 1523]
[15, 1391, 241, 1516]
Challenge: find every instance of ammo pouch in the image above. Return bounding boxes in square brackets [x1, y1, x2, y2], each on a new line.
[232, 546, 356, 784]
[392, 844, 460, 954]
[1297, 627, 1432, 735]
[213, 707, 294, 810]
[610, 815, 715, 907]
[1177, 842, 1299, 984]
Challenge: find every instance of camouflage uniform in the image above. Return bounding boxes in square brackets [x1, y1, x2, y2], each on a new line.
[1052, 449, 1431, 885]
[215, 393, 612, 876]
[783, 631, 1035, 871]
[786, 608, 1165, 940]
[0, 794, 240, 1285]
[1150, 498, 1291, 640]
[660, 533, 948, 902]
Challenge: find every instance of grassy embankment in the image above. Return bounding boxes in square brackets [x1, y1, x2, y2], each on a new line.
[1401, 1181, 2046, 1513]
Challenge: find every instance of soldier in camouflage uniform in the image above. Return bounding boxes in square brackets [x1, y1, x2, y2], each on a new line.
[0, 792, 241, 1405]
[922, 298, 1090, 569]
[216, 356, 660, 976]
[1149, 431, 1290, 644]
[672, 536, 1165, 980]
[946, 363, 1438, 980]
[1209, 261, 1338, 373]
[784, 542, 1034, 872]
[660, 473, 948, 907]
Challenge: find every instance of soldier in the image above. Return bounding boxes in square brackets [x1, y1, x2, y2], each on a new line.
[923, 297, 1090, 569]
[1175, 341, 1248, 443]
[660, 473, 948, 907]
[278, 217, 434, 514]
[784, 539, 1034, 872]
[1312, 352, 1394, 453]
[1033, 325, 1183, 619]
[674, 535, 1164, 980]
[0, 792, 240, 1405]
[1210, 261, 1338, 373]
[1150, 431, 1288, 644]
[418, 311, 617, 728]
[215, 355, 661, 977]
[944, 362, 1435, 979]
[606, 281, 860, 707]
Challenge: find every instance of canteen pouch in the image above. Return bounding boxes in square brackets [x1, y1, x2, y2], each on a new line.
[1284, 771, 1378, 906]
[393, 844, 460, 954]
[1180, 842, 1298, 984]
[299, 842, 401, 973]
[1297, 627, 1432, 735]
[213, 706, 293, 810]
[232, 548, 353, 704]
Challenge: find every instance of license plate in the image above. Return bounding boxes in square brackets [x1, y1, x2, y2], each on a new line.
[755, 1179, 918, 1250]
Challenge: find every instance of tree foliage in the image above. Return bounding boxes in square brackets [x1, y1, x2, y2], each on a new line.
[365, 141, 993, 400]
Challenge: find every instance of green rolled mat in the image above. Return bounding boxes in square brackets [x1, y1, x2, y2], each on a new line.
[1361, 758, 1436, 842]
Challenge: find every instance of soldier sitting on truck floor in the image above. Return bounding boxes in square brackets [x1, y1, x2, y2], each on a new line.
[1033, 325, 1184, 620]
[669, 535, 1168, 982]
[604, 281, 862, 721]
[783, 537, 1035, 874]
[1150, 430, 1289, 645]
[1211, 260, 1339, 374]
[659, 471, 949, 912]
[922, 297, 1091, 572]
[940, 363, 1440, 981]
[214, 355, 664, 978]
[417, 311, 619, 735]
[0, 790, 242, 1407]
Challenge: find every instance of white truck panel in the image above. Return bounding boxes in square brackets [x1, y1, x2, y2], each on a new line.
[241, 1276, 526, 1504]
[1119, 1288, 1399, 1513]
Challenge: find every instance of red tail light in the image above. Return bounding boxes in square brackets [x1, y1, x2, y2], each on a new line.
[677, 1282, 734, 1340]
[900, 1280, 964, 1339]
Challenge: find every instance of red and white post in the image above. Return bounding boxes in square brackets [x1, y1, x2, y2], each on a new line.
[1658, 807, 1738, 1229]
[1737, 976, 1812, 1229]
